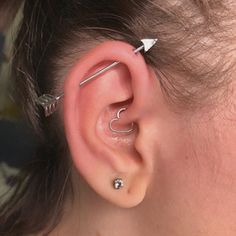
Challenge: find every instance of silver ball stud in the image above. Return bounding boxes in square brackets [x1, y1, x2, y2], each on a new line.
[113, 178, 124, 190]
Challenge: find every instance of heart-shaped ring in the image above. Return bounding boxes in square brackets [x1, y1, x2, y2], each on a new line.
[109, 108, 134, 134]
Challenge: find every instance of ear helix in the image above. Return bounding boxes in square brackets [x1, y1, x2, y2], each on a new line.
[35, 39, 157, 117]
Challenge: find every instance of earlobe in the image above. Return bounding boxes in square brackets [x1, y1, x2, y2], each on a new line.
[63, 40, 158, 208]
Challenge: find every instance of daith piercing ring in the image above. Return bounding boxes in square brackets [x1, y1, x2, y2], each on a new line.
[109, 108, 134, 134]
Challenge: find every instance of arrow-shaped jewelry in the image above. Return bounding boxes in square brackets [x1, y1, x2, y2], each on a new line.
[36, 38, 158, 117]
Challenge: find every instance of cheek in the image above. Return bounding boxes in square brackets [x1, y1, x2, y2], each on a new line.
[157, 113, 236, 191]
[147, 113, 236, 231]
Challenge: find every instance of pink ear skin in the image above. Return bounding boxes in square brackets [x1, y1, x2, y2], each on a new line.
[63, 40, 157, 208]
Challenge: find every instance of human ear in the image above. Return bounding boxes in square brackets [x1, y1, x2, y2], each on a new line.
[63, 40, 159, 208]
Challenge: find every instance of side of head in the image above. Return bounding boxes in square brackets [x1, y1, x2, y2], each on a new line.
[0, 0, 236, 235]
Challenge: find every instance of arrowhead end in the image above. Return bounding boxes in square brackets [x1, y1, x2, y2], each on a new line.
[141, 38, 158, 52]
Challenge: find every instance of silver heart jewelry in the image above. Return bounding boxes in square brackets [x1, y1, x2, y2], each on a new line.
[109, 108, 134, 134]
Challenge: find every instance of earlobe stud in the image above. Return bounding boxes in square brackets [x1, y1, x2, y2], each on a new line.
[109, 108, 134, 134]
[113, 178, 124, 190]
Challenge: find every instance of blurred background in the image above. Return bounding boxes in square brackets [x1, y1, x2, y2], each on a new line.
[0, 1, 37, 197]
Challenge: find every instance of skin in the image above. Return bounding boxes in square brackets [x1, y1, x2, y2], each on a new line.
[47, 41, 236, 236]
